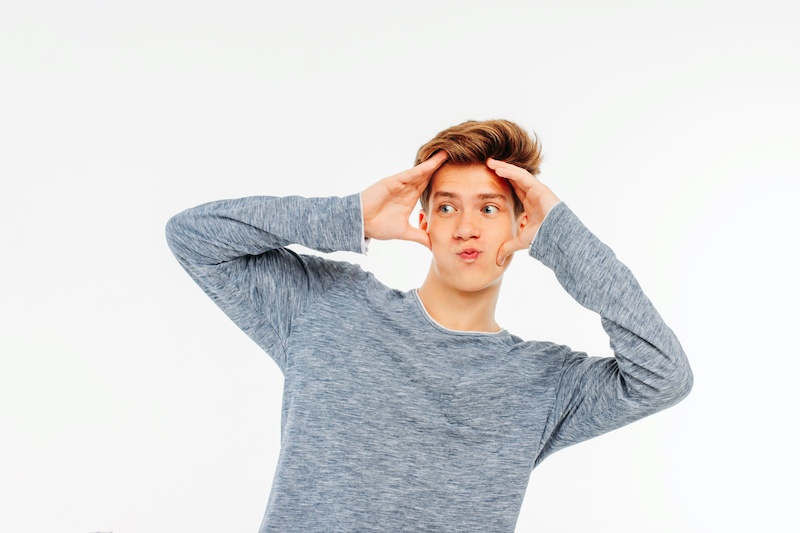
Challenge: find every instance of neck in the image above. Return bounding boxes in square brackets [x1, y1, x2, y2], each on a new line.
[417, 269, 503, 333]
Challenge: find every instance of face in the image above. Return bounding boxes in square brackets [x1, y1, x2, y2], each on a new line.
[419, 163, 527, 295]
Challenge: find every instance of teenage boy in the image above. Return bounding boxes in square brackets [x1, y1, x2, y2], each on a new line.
[166, 119, 692, 533]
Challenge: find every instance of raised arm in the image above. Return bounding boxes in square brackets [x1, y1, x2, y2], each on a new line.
[165, 152, 448, 369]
[165, 194, 366, 370]
[165, 195, 367, 265]
[485, 159, 693, 462]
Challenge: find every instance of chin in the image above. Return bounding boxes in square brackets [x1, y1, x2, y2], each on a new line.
[449, 274, 505, 294]
[431, 256, 508, 295]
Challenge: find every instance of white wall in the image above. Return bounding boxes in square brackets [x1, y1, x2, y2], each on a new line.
[1, 1, 798, 531]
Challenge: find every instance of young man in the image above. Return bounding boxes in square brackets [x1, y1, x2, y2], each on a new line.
[166, 120, 692, 532]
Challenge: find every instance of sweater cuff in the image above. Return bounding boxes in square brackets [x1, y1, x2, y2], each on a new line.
[358, 192, 371, 255]
[288, 193, 369, 255]
[330, 193, 370, 255]
[528, 202, 587, 269]
[529, 201, 563, 248]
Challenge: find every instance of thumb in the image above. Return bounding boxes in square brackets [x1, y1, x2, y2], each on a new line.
[496, 240, 519, 266]
[404, 226, 432, 250]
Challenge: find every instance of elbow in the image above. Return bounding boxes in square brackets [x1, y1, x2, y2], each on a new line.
[164, 210, 217, 267]
[164, 213, 181, 246]
[676, 362, 694, 401]
[164, 213, 199, 267]
[626, 354, 693, 411]
[165, 212, 190, 256]
[657, 357, 694, 407]
[650, 337, 694, 406]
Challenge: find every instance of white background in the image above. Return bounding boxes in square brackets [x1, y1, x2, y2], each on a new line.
[1, 1, 798, 531]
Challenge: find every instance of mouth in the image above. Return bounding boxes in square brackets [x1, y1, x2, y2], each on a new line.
[457, 249, 481, 261]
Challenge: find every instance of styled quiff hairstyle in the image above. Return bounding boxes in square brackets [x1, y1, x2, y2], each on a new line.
[415, 119, 542, 217]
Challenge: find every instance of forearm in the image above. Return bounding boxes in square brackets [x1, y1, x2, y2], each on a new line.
[165, 194, 366, 267]
[530, 203, 693, 403]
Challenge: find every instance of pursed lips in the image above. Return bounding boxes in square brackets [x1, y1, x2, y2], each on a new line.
[457, 248, 481, 262]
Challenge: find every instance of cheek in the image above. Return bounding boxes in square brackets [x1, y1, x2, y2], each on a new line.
[425, 221, 449, 242]
[488, 224, 517, 245]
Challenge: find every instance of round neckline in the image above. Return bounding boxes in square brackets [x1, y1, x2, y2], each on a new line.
[411, 289, 508, 337]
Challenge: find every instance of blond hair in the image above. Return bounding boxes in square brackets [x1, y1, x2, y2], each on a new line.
[415, 119, 542, 216]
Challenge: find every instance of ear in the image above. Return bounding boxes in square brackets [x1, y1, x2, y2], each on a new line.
[515, 211, 529, 236]
[419, 209, 429, 232]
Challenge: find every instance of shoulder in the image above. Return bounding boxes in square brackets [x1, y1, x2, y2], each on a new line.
[298, 252, 396, 299]
[507, 339, 579, 377]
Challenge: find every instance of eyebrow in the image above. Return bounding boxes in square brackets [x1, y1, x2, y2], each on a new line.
[432, 191, 507, 201]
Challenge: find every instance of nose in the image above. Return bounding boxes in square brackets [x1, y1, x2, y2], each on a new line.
[453, 211, 480, 241]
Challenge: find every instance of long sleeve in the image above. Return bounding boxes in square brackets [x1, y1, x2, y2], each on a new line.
[165, 194, 366, 371]
[530, 202, 693, 464]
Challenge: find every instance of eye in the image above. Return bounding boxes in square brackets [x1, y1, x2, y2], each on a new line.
[482, 205, 499, 214]
[438, 204, 455, 214]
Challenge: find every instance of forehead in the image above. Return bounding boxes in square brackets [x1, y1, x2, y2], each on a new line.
[429, 163, 513, 198]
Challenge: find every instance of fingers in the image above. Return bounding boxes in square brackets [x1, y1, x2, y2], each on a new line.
[486, 158, 536, 190]
[505, 175, 529, 204]
[487, 158, 560, 222]
[423, 150, 449, 170]
[407, 151, 449, 185]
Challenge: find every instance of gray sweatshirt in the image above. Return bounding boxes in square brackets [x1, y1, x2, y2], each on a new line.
[165, 194, 692, 532]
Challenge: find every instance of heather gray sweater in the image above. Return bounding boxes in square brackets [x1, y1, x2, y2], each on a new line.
[165, 194, 692, 532]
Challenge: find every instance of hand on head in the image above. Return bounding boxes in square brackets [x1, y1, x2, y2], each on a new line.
[361, 151, 448, 249]
[486, 158, 561, 266]
[361, 153, 559, 264]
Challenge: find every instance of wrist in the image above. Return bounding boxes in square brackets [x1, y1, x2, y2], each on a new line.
[358, 193, 371, 252]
